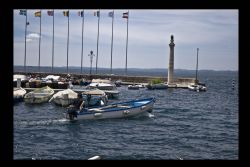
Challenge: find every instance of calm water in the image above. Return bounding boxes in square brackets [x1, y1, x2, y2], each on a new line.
[14, 71, 238, 160]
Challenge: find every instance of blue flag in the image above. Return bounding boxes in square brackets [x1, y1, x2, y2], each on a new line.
[78, 11, 84, 17]
[19, 10, 27, 16]
[94, 11, 100, 17]
[108, 11, 114, 17]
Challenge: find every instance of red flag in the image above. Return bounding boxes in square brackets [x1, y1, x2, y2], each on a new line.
[47, 10, 54, 16]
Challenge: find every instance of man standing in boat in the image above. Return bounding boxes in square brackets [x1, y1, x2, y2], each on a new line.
[67, 93, 85, 120]
[75, 93, 85, 111]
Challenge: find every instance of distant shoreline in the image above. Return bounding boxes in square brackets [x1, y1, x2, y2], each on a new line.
[14, 66, 238, 73]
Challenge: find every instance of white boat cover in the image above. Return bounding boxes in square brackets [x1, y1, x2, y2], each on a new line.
[83, 89, 105, 95]
[45, 75, 60, 81]
[52, 89, 78, 99]
[91, 79, 111, 84]
[13, 87, 26, 97]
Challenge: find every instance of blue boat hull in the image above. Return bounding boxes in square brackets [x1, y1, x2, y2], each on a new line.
[66, 98, 155, 121]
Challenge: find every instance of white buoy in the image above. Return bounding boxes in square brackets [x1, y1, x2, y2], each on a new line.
[88, 155, 101, 160]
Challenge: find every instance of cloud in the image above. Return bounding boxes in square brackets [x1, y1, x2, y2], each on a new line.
[26, 38, 32, 42]
[27, 33, 40, 39]
[14, 10, 238, 70]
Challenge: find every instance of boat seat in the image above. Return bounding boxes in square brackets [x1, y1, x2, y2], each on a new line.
[117, 105, 130, 108]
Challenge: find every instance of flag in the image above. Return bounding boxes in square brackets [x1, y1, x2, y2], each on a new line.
[78, 11, 84, 17]
[63, 10, 69, 17]
[35, 11, 41, 17]
[94, 11, 100, 17]
[47, 10, 54, 16]
[108, 11, 114, 17]
[19, 10, 27, 16]
[26, 22, 29, 25]
[122, 12, 128, 19]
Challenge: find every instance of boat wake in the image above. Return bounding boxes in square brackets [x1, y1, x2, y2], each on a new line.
[14, 118, 69, 127]
[147, 112, 155, 118]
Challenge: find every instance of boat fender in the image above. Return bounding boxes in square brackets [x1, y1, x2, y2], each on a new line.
[123, 110, 130, 114]
[94, 113, 102, 117]
[88, 155, 101, 160]
[141, 106, 146, 110]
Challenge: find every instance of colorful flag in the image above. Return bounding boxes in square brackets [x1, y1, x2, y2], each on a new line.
[108, 11, 114, 17]
[47, 10, 54, 16]
[78, 11, 84, 17]
[94, 11, 100, 17]
[26, 22, 29, 25]
[35, 11, 41, 17]
[19, 10, 27, 16]
[63, 10, 69, 17]
[122, 12, 128, 19]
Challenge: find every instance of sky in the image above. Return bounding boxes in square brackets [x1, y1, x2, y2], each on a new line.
[14, 9, 238, 71]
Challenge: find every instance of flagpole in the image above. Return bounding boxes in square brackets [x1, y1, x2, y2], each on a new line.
[110, 10, 114, 75]
[81, 10, 84, 74]
[52, 9, 54, 73]
[125, 10, 129, 75]
[66, 10, 69, 74]
[96, 10, 100, 74]
[195, 48, 199, 84]
[38, 9, 41, 72]
[24, 10, 27, 74]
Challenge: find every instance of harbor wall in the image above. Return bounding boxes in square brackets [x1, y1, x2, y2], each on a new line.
[14, 72, 196, 84]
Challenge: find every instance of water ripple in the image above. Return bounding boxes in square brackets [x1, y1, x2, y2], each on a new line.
[14, 72, 238, 159]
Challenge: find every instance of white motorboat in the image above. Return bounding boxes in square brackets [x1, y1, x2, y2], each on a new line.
[188, 84, 207, 92]
[128, 85, 139, 90]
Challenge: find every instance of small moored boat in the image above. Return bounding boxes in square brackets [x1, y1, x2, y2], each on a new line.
[13, 87, 27, 103]
[24, 86, 54, 104]
[89, 79, 116, 90]
[188, 84, 207, 92]
[66, 98, 155, 121]
[49, 89, 78, 107]
[188, 48, 207, 92]
[82, 89, 108, 107]
[128, 85, 139, 90]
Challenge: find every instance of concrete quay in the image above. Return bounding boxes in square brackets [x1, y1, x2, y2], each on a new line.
[14, 71, 196, 88]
